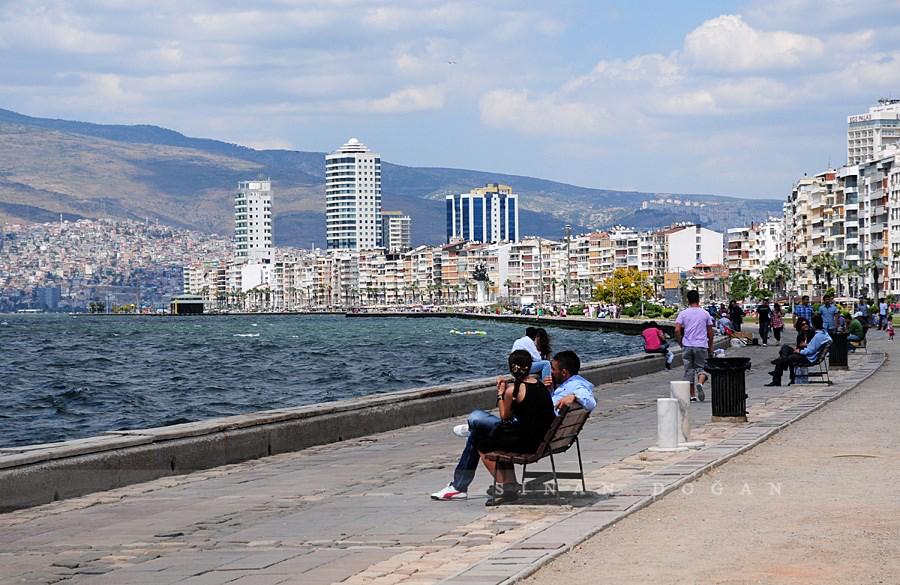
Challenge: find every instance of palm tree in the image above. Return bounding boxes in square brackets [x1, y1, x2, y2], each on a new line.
[504, 278, 513, 301]
[761, 257, 793, 297]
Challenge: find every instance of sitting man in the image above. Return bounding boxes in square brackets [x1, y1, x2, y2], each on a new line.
[848, 312, 865, 351]
[641, 321, 674, 369]
[431, 350, 595, 503]
[765, 314, 831, 386]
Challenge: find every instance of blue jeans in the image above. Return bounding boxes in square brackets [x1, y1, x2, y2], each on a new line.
[452, 409, 500, 492]
[529, 360, 551, 382]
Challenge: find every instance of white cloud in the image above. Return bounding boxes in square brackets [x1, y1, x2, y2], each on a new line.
[355, 86, 446, 113]
[480, 89, 603, 137]
[683, 15, 825, 72]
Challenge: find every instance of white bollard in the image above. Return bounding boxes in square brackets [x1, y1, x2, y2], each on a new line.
[670, 381, 706, 449]
[648, 398, 687, 452]
[669, 381, 692, 443]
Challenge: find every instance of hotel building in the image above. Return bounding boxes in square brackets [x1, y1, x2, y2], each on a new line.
[234, 180, 272, 264]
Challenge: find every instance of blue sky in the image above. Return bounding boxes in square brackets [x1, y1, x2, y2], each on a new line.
[1, 0, 898, 198]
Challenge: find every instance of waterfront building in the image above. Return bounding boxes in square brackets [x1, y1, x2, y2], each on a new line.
[847, 99, 900, 165]
[445, 183, 519, 244]
[234, 180, 272, 264]
[325, 138, 382, 251]
[382, 211, 412, 253]
[726, 218, 784, 279]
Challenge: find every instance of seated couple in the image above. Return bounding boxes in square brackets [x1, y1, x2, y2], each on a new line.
[765, 314, 831, 386]
[431, 350, 596, 506]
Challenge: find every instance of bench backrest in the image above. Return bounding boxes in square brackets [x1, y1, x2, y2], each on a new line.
[532, 404, 590, 459]
[812, 340, 832, 365]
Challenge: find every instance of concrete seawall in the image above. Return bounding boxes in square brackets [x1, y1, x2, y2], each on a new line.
[346, 312, 675, 334]
[0, 324, 703, 513]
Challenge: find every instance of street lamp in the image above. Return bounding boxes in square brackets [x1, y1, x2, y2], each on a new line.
[564, 224, 572, 306]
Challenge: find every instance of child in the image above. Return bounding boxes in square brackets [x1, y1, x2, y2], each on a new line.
[888, 319, 895, 342]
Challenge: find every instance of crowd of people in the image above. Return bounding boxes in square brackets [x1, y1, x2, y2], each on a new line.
[431, 290, 895, 506]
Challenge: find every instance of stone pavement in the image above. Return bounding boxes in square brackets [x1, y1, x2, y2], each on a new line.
[0, 337, 888, 585]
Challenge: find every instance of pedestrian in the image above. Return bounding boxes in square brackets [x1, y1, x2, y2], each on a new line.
[819, 295, 839, 336]
[793, 295, 813, 326]
[771, 302, 785, 342]
[757, 298, 772, 346]
[675, 290, 714, 402]
[878, 298, 889, 330]
[728, 300, 744, 332]
[510, 327, 552, 386]
[887, 319, 895, 341]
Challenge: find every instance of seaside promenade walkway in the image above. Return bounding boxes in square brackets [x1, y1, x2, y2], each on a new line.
[0, 336, 890, 585]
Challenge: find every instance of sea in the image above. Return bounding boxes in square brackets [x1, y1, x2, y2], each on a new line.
[0, 314, 643, 448]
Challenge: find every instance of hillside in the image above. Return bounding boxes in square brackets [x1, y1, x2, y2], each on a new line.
[0, 108, 783, 247]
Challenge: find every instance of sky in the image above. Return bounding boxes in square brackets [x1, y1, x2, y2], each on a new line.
[1, 0, 899, 199]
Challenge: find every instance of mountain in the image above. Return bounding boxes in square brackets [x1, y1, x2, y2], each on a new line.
[0, 108, 783, 247]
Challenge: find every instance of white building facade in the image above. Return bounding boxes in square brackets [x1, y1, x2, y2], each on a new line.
[234, 180, 272, 264]
[325, 138, 382, 251]
[382, 211, 412, 253]
[847, 99, 900, 165]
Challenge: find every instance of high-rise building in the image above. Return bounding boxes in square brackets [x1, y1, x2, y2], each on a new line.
[847, 99, 900, 165]
[382, 210, 412, 253]
[445, 183, 519, 243]
[325, 138, 382, 251]
[234, 179, 272, 264]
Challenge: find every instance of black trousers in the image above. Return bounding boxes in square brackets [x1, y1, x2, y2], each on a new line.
[772, 352, 812, 383]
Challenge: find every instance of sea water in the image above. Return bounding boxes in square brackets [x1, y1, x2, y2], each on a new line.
[0, 314, 642, 447]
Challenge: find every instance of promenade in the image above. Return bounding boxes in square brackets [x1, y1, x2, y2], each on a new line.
[0, 336, 889, 585]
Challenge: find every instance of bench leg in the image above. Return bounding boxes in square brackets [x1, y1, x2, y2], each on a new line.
[549, 453, 561, 504]
[520, 463, 527, 495]
[576, 438, 586, 493]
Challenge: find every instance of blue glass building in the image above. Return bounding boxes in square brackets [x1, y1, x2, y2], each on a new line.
[445, 183, 519, 243]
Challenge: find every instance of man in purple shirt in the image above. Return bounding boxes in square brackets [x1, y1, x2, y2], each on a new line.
[675, 289, 715, 402]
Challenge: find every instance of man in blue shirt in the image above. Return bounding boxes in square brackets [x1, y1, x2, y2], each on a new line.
[793, 295, 813, 326]
[819, 294, 839, 335]
[765, 314, 832, 386]
[550, 351, 597, 413]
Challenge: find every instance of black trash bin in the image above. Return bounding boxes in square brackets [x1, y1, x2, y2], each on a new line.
[705, 357, 751, 422]
[829, 332, 849, 370]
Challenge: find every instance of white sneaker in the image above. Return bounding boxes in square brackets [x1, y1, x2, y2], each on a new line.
[452, 424, 470, 438]
[431, 484, 467, 501]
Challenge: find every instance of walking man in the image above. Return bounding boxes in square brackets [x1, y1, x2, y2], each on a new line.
[793, 295, 813, 327]
[757, 298, 772, 346]
[675, 290, 714, 402]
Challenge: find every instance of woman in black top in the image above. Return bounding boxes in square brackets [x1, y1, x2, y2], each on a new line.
[729, 300, 745, 332]
[778, 317, 815, 359]
[479, 350, 555, 504]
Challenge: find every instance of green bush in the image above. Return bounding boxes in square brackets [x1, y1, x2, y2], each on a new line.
[661, 307, 676, 318]
[567, 304, 585, 316]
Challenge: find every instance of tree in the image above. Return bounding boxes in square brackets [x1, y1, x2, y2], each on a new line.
[761, 258, 792, 296]
[592, 268, 654, 306]
[729, 273, 752, 301]
[809, 252, 839, 293]
[504, 278, 513, 301]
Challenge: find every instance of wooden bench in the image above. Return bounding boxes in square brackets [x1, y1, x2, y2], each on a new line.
[798, 340, 832, 385]
[483, 404, 590, 504]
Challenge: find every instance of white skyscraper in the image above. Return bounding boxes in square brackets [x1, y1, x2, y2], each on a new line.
[234, 179, 272, 264]
[847, 99, 900, 165]
[325, 138, 382, 250]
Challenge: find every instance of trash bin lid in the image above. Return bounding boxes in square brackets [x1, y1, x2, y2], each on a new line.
[706, 357, 752, 370]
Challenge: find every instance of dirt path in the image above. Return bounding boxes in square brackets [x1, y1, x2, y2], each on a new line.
[523, 353, 900, 585]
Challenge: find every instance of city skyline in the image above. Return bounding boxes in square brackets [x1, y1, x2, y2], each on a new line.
[2, 1, 898, 199]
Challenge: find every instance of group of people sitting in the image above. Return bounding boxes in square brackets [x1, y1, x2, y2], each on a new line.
[431, 327, 595, 506]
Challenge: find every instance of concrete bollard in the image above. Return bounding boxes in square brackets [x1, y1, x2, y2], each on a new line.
[670, 380, 706, 449]
[670, 381, 691, 443]
[649, 398, 687, 452]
